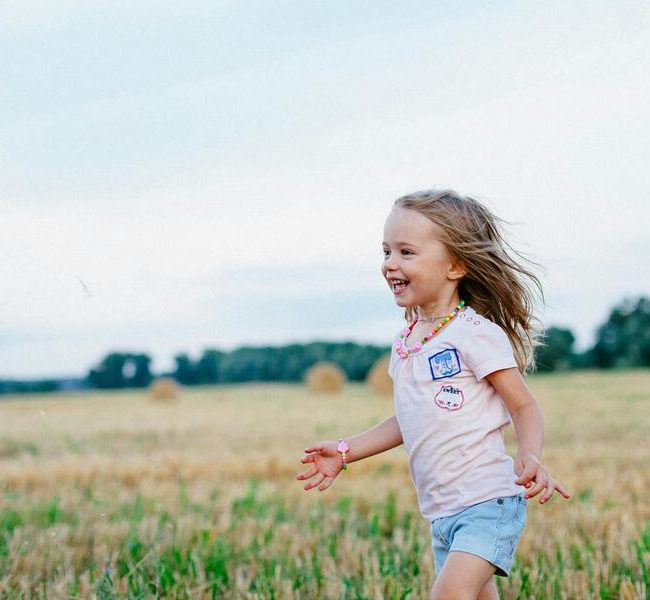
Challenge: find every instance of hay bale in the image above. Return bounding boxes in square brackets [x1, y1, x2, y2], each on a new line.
[305, 362, 346, 394]
[148, 377, 180, 402]
[366, 355, 393, 396]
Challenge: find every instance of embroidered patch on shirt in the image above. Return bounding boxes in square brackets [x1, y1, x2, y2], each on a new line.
[428, 348, 461, 380]
[434, 385, 465, 411]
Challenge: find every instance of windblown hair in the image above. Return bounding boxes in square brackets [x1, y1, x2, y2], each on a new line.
[394, 188, 544, 373]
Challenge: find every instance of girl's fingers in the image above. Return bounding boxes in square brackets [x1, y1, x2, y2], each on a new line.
[539, 482, 555, 504]
[304, 472, 325, 491]
[525, 477, 547, 499]
[515, 463, 537, 486]
[556, 481, 572, 499]
[526, 486, 543, 500]
[296, 465, 317, 480]
[318, 476, 334, 491]
[304, 445, 324, 454]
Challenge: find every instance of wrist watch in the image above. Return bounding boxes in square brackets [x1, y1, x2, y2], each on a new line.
[337, 439, 349, 471]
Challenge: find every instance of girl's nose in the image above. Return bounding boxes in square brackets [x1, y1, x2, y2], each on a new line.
[384, 258, 398, 271]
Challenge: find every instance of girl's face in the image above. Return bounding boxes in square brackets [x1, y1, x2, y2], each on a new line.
[381, 207, 465, 314]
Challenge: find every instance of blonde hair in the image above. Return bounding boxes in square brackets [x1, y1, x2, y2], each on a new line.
[394, 188, 544, 373]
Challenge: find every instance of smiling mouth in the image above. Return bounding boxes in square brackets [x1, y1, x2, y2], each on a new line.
[389, 278, 409, 294]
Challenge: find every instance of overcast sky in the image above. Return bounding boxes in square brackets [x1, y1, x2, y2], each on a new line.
[2, 1, 649, 379]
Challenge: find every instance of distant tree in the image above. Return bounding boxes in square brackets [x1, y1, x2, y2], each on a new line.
[205, 341, 389, 384]
[31, 379, 61, 393]
[87, 353, 126, 388]
[87, 352, 153, 388]
[0, 379, 60, 394]
[219, 347, 263, 383]
[535, 327, 576, 372]
[173, 353, 199, 385]
[85, 342, 390, 389]
[569, 349, 594, 370]
[195, 349, 225, 384]
[130, 354, 153, 387]
[591, 297, 650, 368]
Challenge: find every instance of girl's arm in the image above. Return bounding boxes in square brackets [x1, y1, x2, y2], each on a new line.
[343, 415, 404, 463]
[486, 368, 571, 504]
[296, 415, 403, 492]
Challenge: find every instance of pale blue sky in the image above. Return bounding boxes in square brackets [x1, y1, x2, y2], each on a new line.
[2, 1, 649, 378]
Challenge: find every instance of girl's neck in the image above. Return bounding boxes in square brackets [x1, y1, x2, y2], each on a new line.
[416, 295, 462, 321]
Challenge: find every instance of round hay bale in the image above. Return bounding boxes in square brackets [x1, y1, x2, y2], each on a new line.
[366, 355, 393, 396]
[305, 362, 346, 394]
[148, 377, 180, 402]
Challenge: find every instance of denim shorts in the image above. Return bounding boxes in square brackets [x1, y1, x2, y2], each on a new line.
[429, 494, 528, 577]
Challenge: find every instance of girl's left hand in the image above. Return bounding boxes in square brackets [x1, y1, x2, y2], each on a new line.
[515, 453, 571, 504]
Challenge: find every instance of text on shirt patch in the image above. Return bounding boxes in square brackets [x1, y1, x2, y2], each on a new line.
[428, 348, 461, 380]
[434, 385, 465, 411]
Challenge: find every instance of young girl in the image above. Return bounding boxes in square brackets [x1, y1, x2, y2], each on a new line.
[296, 188, 571, 600]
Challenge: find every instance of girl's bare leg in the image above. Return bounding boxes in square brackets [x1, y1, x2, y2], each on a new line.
[429, 551, 498, 600]
[477, 576, 499, 600]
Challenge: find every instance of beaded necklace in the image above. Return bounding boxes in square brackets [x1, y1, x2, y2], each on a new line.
[394, 300, 465, 360]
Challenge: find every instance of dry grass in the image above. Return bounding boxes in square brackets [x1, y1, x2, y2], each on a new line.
[0, 370, 648, 598]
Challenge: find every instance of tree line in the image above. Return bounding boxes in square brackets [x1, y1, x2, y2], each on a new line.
[85, 342, 388, 390]
[1, 296, 647, 394]
[535, 297, 649, 371]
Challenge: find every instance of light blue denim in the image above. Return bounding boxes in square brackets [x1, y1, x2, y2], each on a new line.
[429, 493, 528, 577]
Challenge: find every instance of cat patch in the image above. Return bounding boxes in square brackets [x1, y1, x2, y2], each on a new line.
[434, 385, 465, 411]
[428, 348, 461, 380]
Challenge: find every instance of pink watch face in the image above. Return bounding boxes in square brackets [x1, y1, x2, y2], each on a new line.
[337, 440, 349, 453]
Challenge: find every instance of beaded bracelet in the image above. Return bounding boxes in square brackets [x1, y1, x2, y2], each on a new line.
[337, 439, 349, 471]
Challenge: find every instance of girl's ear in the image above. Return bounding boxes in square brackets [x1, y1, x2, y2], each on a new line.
[448, 256, 467, 281]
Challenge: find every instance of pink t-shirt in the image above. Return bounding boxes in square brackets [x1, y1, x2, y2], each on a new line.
[388, 306, 525, 521]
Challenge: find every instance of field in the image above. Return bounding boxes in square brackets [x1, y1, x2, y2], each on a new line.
[0, 370, 649, 599]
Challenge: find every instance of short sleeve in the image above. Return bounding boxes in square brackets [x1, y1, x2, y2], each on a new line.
[461, 321, 518, 381]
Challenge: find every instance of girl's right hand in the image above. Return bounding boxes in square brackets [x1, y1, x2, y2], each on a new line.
[296, 441, 344, 491]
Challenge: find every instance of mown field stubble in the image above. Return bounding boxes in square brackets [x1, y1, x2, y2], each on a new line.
[0, 370, 648, 599]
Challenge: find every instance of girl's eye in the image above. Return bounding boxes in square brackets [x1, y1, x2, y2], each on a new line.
[382, 248, 390, 256]
[401, 249, 413, 255]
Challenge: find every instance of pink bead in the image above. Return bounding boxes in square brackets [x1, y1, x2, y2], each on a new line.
[411, 342, 422, 352]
